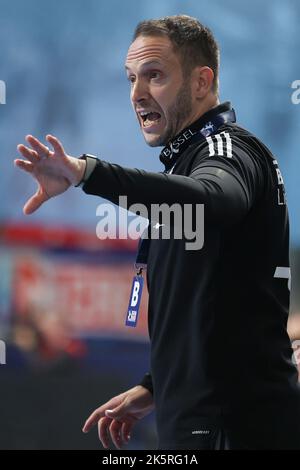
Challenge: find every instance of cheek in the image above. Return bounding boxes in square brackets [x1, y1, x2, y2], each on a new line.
[155, 83, 181, 113]
[153, 91, 173, 118]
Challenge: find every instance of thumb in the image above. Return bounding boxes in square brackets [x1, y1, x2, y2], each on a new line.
[23, 189, 48, 215]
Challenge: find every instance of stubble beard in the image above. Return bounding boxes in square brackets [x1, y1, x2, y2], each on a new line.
[146, 78, 193, 147]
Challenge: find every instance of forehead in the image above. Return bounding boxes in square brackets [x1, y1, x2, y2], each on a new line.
[125, 35, 179, 69]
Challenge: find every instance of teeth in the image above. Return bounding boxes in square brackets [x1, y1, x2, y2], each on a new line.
[139, 111, 158, 115]
[138, 111, 161, 127]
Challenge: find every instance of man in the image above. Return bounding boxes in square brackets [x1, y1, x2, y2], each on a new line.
[15, 15, 300, 450]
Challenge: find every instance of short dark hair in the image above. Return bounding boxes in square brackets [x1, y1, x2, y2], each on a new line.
[133, 15, 220, 94]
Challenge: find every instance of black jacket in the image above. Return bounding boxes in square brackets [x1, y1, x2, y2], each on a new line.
[82, 103, 300, 449]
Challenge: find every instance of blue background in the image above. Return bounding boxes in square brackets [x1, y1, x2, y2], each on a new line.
[0, 0, 299, 243]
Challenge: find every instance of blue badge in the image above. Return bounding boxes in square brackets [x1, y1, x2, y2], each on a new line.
[125, 275, 144, 327]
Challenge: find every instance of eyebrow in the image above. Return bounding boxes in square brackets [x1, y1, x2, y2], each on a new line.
[125, 60, 163, 71]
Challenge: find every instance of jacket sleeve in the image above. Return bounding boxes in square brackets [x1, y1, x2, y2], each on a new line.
[82, 139, 264, 227]
[138, 372, 153, 395]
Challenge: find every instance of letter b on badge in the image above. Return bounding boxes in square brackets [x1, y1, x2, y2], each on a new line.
[125, 275, 144, 327]
[131, 281, 140, 307]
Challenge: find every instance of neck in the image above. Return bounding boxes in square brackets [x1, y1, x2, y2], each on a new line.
[179, 94, 220, 135]
[160, 99, 235, 171]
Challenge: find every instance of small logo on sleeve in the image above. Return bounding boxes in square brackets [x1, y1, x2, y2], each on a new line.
[192, 429, 211, 435]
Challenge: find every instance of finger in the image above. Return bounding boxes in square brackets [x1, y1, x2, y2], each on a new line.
[98, 417, 111, 449]
[121, 421, 132, 445]
[25, 135, 52, 158]
[17, 144, 40, 162]
[14, 159, 34, 173]
[82, 408, 106, 433]
[105, 403, 127, 420]
[23, 190, 48, 215]
[109, 419, 123, 449]
[46, 134, 66, 157]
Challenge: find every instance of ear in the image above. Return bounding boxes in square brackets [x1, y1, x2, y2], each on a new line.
[192, 66, 215, 99]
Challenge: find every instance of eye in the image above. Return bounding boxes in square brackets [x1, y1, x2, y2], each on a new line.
[149, 71, 161, 80]
[127, 75, 136, 84]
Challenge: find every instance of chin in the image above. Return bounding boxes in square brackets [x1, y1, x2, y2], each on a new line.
[143, 133, 166, 148]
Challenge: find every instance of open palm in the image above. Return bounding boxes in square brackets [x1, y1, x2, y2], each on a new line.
[15, 134, 83, 214]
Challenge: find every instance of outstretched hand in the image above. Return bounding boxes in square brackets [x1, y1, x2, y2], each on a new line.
[15, 134, 86, 214]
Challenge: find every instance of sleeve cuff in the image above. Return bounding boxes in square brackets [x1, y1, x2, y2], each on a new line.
[139, 372, 153, 395]
[75, 154, 98, 188]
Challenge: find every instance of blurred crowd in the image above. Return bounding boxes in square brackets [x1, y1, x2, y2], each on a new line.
[3, 307, 299, 380]
[6, 307, 87, 371]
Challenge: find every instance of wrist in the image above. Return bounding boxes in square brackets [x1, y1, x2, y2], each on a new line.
[74, 154, 98, 188]
[74, 158, 87, 186]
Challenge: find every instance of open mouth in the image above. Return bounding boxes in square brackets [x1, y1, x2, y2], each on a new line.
[140, 111, 162, 128]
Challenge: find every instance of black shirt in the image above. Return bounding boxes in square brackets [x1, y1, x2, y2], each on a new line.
[82, 103, 300, 449]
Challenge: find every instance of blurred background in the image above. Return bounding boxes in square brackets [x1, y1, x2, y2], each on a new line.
[0, 0, 300, 450]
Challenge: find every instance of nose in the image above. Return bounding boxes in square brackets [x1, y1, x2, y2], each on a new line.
[131, 78, 150, 104]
